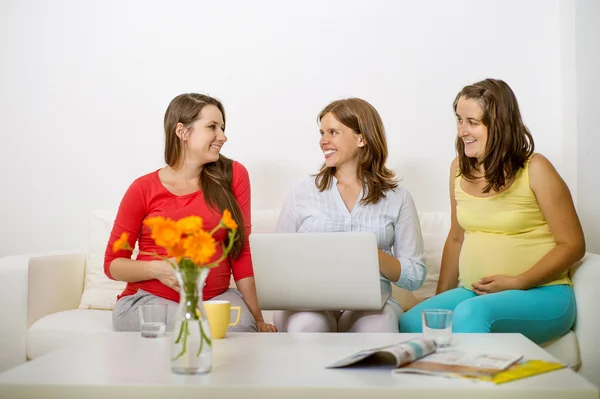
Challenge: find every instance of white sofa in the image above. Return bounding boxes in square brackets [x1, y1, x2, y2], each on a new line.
[1, 209, 599, 387]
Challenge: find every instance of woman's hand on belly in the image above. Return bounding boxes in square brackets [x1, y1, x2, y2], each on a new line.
[149, 258, 179, 292]
[471, 274, 523, 295]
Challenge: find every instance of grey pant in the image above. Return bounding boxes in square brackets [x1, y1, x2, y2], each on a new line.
[113, 288, 258, 333]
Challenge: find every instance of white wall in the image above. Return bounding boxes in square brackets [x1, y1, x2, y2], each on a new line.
[0, 0, 585, 257]
[575, 0, 600, 253]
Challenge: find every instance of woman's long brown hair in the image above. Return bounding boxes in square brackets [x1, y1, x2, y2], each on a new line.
[454, 78, 535, 193]
[314, 98, 397, 204]
[163, 93, 245, 258]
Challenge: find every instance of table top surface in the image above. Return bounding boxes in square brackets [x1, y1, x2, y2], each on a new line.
[0, 332, 598, 399]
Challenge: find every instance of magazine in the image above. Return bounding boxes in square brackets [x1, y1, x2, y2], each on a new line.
[327, 337, 526, 379]
[326, 337, 437, 369]
[394, 348, 524, 378]
[458, 359, 566, 384]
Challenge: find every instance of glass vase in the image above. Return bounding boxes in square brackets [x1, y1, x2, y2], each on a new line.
[171, 265, 212, 375]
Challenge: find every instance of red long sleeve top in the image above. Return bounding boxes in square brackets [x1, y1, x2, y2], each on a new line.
[104, 161, 254, 303]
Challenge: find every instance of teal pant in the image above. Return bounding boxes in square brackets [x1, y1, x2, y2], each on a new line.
[399, 285, 576, 345]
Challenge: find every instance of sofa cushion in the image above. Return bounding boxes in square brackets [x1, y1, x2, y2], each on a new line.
[252, 208, 281, 233]
[541, 330, 581, 370]
[413, 211, 451, 301]
[27, 309, 113, 360]
[79, 210, 127, 310]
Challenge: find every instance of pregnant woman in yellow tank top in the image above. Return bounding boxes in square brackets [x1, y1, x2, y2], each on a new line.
[400, 78, 585, 344]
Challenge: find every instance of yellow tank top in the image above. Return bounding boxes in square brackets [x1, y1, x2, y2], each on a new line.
[455, 157, 571, 290]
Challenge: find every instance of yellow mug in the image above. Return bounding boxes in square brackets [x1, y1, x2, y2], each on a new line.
[204, 300, 241, 339]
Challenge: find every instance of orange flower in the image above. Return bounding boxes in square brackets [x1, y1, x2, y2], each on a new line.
[144, 216, 166, 229]
[168, 240, 186, 261]
[113, 232, 129, 253]
[176, 216, 203, 235]
[151, 219, 182, 249]
[221, 209, 238, 231]
[183, 230, 217, 265]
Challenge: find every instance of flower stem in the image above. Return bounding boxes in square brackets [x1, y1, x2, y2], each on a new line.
[200, 321, 212, 348]
[172, 321, 189, 361]
[196, 320, 204, 357]
[174, 320, 185, 344]
[209, 224, 221, 235]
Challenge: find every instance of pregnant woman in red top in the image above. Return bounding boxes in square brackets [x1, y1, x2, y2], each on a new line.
[104, 93, 276, 333]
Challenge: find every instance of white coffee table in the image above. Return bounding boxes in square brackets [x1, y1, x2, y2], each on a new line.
[0, 332, 597, 399]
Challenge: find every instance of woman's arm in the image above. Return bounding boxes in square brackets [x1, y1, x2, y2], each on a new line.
[110, 258, 180, 292]
[473, 154, 585, 294]
[235, 276, 275, 331]
[436, 158, 464, 294]
[103, 178, 180, 291]
[385, 189, 427, 291]
[229, 162, 276, 332]
[378, 251, 401, 282]
[104, 178, 152, 282]
[513, 154, 585, 289]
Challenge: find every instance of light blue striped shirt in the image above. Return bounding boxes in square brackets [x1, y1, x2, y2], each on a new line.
[275, 176, 428, 296]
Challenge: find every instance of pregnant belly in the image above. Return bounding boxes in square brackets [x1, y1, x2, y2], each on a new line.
[458, 232, 554, 290]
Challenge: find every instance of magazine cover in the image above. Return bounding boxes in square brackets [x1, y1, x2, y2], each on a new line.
[458, 360, 566, 384]
[327, 336, 563, 383]
[326, 337, 437, 368]
[393, 349, 523, 378]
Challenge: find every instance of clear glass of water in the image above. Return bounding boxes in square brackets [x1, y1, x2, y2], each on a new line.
[422, 309, 452, 348]
[139, 304, 167, 338]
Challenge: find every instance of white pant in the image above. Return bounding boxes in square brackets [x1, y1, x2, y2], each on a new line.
[273, 301, 402, 333]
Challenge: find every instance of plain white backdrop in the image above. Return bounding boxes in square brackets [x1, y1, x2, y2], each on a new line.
[0, 0, 598, 257]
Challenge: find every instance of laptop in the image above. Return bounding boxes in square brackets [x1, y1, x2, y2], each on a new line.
[249, 232, 390, 311]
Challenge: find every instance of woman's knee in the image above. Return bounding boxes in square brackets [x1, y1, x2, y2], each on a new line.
[113, 297, 178, 332]
[452, 299, 493, 333]
[282, 311, 336, 332]
[228, 312, 258, 333]
[399, 308, 423, 332]
[211, 289, 258, 332]
[350, 312, 399, 333]
[229, 320, 257, 332]
[112, 306, 140, 332]
[112, 294, 143, 331]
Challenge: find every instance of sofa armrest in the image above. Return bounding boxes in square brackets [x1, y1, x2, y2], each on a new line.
[571, 252, 600, 387]
[27, 252, 86, 327]
[0, 252, 85, 372]
[0, 254, 29, 372]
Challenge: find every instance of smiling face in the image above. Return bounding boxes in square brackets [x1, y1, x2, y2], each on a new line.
[319, 112, 364, 169]
[178, 104, 227, 165]
[455, 96, 488, 161]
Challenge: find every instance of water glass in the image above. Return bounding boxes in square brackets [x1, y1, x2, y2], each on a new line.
[422, 309, 452, 348]
[139, 304, 167, 338]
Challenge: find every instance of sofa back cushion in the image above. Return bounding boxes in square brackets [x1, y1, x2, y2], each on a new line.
[79, 211, 126, 310]
[252, 209, 282, 234]
[415, 211, 451, 301]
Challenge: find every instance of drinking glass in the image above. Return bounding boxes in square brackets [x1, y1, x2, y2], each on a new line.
[422, 309, 452, 348]
[139, 304, 167, 338]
